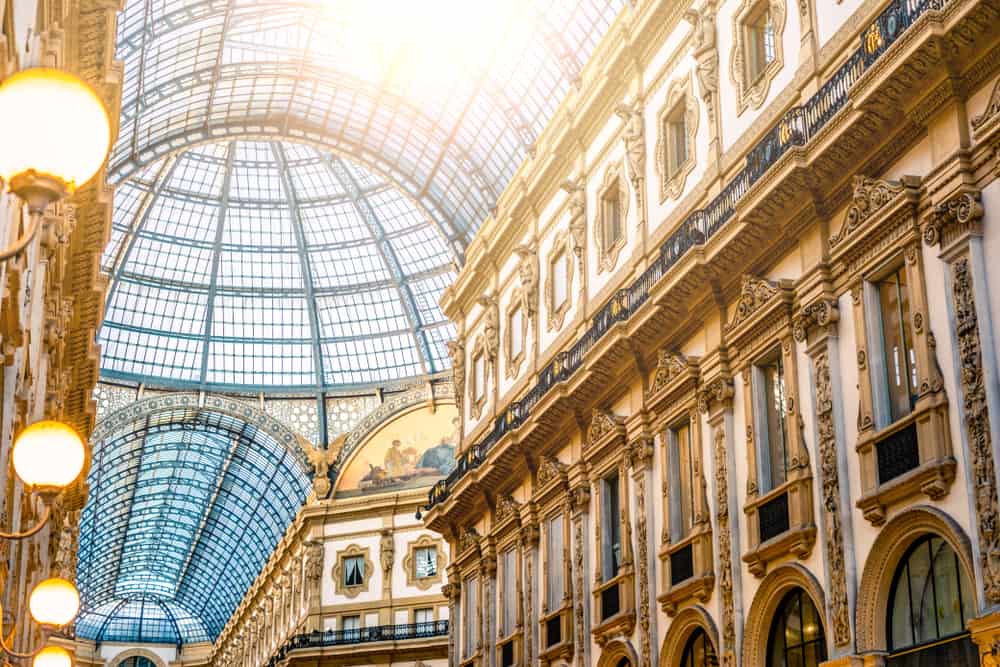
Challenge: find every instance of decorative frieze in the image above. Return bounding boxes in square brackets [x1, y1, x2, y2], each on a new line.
[830, 176, 907, 248]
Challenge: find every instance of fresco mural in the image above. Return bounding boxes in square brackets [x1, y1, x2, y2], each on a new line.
[335, 404, 458, 497]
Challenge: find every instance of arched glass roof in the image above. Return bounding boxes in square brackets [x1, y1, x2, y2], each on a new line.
[76, 408, 311, 644]
[111, 0, 627, 234]
[99, 140, 457, 391]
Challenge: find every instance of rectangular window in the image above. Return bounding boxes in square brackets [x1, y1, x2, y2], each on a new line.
[464, 576, 479, 658]
[414, 546, 437, 579]
[473, 351, 486, 402]
[501, 548, 517, 636]
[509, 304, 524, 361]
[343, 555, 365, 587]
[754, 352, 789, 492]
[414, 607, 433, 627]
[546, 514, 565, 611]
[875, 267, 918, 423]
[602, 186, 623, 252]
[342, 615, 360, 638]
[669, 422, 695, 541]
[746, 4, 776, 82]
[601, 473, 622, 582]
[552, 250, 568, 311]
[667, 106, 688, 177]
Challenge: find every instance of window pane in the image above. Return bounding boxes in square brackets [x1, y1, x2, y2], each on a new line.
[415, 608, 433, 625]
[759, 354, 789, 491]
[510, 306, 523, 360]
[602, 473, 621, 581]
[907, 540, 936, 645]
[674, 423, 694, 536]
[877, 268, 917, 423]
[474, 354, 486, 400]
[464, 576, 479, 657]
[415, 547, 437, 578]
[344, 556, 364, 587]
[547, 514, 565, 610]
[890, 562, 914, 649]
[342, 615, 360, 632]
[502, 548, 517, 635]
[603, 189, 622, 250]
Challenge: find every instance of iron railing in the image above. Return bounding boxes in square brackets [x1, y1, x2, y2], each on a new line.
[264, 621, 448, 667]
[876, 421, 920, 484]
[426, 0, 948, 513]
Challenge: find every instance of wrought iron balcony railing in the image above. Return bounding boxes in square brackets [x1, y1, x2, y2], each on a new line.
[426, 0, 948, 513]
[264, 621, 448, 667]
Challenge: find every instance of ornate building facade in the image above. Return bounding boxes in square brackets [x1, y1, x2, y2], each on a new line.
[422, 1, 1000, 667]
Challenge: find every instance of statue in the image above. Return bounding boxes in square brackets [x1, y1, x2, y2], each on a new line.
[305, 439, 338, 499]
[447, 338, 465, 416]
[615, 103, 645, 221]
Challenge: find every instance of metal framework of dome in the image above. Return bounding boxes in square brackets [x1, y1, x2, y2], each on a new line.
[100, 140, 459, 391]
[76, 408, 311, 644]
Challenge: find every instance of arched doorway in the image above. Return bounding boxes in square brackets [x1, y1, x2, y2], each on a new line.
[766, 588, 827, 667]
[885, 534, 978, 665]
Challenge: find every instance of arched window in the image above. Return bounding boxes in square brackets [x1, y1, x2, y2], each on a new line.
[116, 657, 159, 667]
[767, 589, 827, 667]
[680, 628, 718, 667]
[887, 534, 979, 664]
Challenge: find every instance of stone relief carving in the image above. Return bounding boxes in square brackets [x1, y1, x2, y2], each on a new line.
[615, 102, 646, 222]
[631, 452, 653, 667]
[537, 455, 569, 486]
[304, 540, 324, 582]
[725, 275, 779, 332]
[478, 293, 500, 367]
[949, 258, 1000, 602]
[380, 530, 394, 594]
[459, 527, 481, 554]
[587, 408, 623, 446]
[972, 76, 1000, 132]
[447, 338, 465, 417]
[562, 179, 587, 272]
[922, 192, 985, 249]
[495, 493, 522, 523]
[648, 350, 689, 395]
[684, 2, 719, 123]
[305, 440, 338, 499]
[573, 512, 586, 667]
[829, 176, 906, 247]
[514, 244, 538, 323]
[813, 351, 851, 645]
[792, 298, 839, 343]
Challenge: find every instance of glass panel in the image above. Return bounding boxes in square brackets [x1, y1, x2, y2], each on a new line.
[415, 608, 434, 626]
[602, 473, 622, 581]
[673, 423, 695, 537]
[602, 187, 622, 251]
[474, 353, 486, 401]
[547, 514, 565, 610]
[759, 354, 789, 491]
[767, 590, 827, 667]
[502, 548, 517, 635]
[668, 106, 688, 177]
[510, 306, 524, 360]
[890, 562, 913, 649]
[464, 576, 479, 658]
[344, 556, 365, 587]
[342, 615, 360, 640]
[876, 268, 917, 423]
[415, 547, 437, 579]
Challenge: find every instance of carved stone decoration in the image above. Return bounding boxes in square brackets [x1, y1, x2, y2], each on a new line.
[521, 522, 538, 666]
[562, 179, 587, 275]
[949, 258, 1000, 602]
[922, 192, 985, 250]
[459, 527, 481, 555]
[812, 351, 851, 645]
[545, 229, 576, 332]
[649, 350, 689, 395]
[632, 454, 653, 667]
[514, 244, 538, 323]
[537, 455, 569, 487]
[792, 299, 839, 343]
[380, 530, 394, 594]
[304, 441, 337, 499]
[712, 426, 737, 666]
[443, 581, 460, 667]
[684, 3, 719, 123]
[573, 512, 587, 667]
[972, 76, 1000, 132]
[588, 408, 623, 446]
[697, 377, 735, 415]
[830, 176, 907, 247]
[304, 540, 324, 582]
[447, 338, 466, 417]
[725, 275, 779, 332]
[479, 293, 500, 367]
[615, 102, 646, 222]
[655, 74, 700, 202]
[495, 493, 522, 524]
[331, 544, 374, 598]
[730, 0, 786, 115]
[595, 162, 630, 274]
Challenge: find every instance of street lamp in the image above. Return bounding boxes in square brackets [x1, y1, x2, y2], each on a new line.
[0, 67, 112, 259]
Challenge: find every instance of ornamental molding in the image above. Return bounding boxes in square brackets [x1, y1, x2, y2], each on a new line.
[331, 543, 373, 599]
[741, 564, 827, 667]
[304, 540, 324, 582]
[504, 286, 530, 380]
[633, 463, 653, 667]
[478, 293, 500, 366]
[829, 176, 908, 248]
[683, 3, 719, 126]
[921, 190, 985, 252]
[545, 228, 576, 332]
[403, 534, 446, 591]
[494, 493, 522, 526]
[697, 376, 735, 415]
[655, 73, 700, 203]
[469, 334, 489, 420]
[615, 102, 646, 223]
[586, 408, 627, 451]
[792, 298, 839, 343]
[536, 455, 569, 489]
[91, 392, 312, 472]
[514, 243, 538, 323]
[561, 179, 588, 279]
[810, 350, 851, 645]
[447, 338, 466, 419]
[730, 0, 786, 116]
[711, 424, 737, 666]
[724, 275, 781, 334]
[595, 162, 629, 275]
[458, 527, 481, 556]
[948, 257, 1000, 602]
[972, 76, 1000, 135]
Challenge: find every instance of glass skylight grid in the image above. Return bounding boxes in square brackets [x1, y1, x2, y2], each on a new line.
[77, 410, 311, 644]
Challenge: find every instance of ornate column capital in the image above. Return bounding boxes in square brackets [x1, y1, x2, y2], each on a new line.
[922, 189, 984, 258]
[792, 297, 839, 344]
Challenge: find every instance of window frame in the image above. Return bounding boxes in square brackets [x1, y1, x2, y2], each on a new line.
[655, 74, 699, 202]
[404, 534, 446, 590]
[505, 293, 528, 379]
[595, 162, 629, 274]
[545, 230, 574, 332]
[766, 589, 828, 667]
[531, 454, 574, 663]
[332, 544, 373, 598]
[730, 0, 786, 115]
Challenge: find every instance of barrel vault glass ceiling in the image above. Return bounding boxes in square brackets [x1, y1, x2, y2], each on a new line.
[76, 408, 312, 645]
[102, 0, 627, 393]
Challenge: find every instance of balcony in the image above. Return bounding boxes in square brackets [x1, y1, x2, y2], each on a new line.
[265, 621, 449, 667]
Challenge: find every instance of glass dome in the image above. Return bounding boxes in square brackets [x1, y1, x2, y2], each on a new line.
[99, 140, 458, 391]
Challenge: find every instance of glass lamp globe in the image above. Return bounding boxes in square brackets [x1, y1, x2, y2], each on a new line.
[12, 421, 86, 489]
[0, 68, 112, 207]
[33, 646, 72, 667]
[29, 578, 80, 626]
